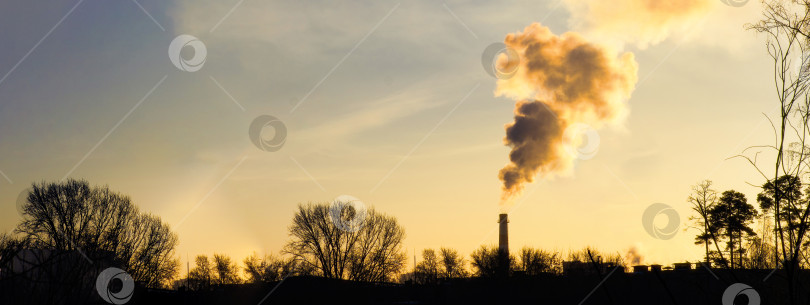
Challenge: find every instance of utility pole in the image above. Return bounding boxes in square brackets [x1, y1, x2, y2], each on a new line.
[413, 249, 416, 271]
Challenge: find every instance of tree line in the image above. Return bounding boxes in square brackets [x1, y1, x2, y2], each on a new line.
[1, 179, 637, 301]
[688, 177, 810, 271]
[174, 244, 623, 288]
[0, 180, 411, 291]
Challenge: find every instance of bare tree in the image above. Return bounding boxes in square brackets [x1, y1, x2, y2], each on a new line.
[284, 202, 406, 282]
[413, 248, 468, 283]
[122, 213, 180, 287]
[213, 253, 241, 285]
[243, 253, 310, 283]
[0, 233, 24, 271]
[284, 203, 353, 279]
[567, 247, 625, 272]
[0, 233, 99, 304]
[348, 211, 408, 282]
[748, 2, 810, 302]
[687, 180, 726, 266]
[413, 249, 440, 284]
[746, 236, 777, 269]
[14, 179, 179, 287]
[244, 253, 280, 283]
[439, 248, 468, 278]
[470, 245, 516, 277]
[517, 247, 561, 275]
[188, 255, 214, 290]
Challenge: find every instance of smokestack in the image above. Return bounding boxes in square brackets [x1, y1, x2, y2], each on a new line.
[497, 213, 510, 278]
[499, 213, 509, 255]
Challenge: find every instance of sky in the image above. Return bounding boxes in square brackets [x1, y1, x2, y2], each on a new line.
[0, 0, 784, 270]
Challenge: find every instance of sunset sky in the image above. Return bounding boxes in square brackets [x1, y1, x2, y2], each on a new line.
[0, 0, 781, 270]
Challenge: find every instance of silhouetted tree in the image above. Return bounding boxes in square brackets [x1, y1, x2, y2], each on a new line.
[13, 179, 178, 287]
[0, 233, 24, 270]
[567, 247, 625, 273]
[439, 247, 468, 278]
[748, 1, 810, 303]
[284, 202, 406, 282]
[0, 233, 98, 304]
[758, 175, 806, 264]
[213, 253, 241, 285]
[413, 248, 467, 283]
[244, 253, 282, 283]
[348, 209, 408, 282]
[243, 253, 313, 284]
[746, 236, 776, 269]
[470, 245, 515, 277]
[244, 253, 268, 283]
[517, 247, 561, 275]
[413, 249, 440, 284]
[189, 255, 214, 290]
[710, 190, 758, 269]
[687, 180, 725, 265]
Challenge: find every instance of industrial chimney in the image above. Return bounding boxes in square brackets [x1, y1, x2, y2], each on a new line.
[498, 213, 509, 256]
[498, 213, 509, 278]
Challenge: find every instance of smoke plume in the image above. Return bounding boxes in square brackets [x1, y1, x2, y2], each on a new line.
[563, 0, 714, 48]
[496, 23, 638, 203]
[625, 246, 644, 265]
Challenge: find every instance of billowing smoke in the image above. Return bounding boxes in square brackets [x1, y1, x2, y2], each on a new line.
[625, 246, 645, 265]
[496, 23, 638, 203]
[563, 0, 714, 48]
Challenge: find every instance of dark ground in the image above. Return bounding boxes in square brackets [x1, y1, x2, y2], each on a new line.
[127, 269, 804, 305]
[2, 269, 807, 304]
